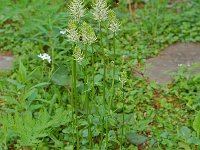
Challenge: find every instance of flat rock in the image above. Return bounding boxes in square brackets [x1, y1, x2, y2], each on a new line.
[0, 55, 14, 70]
[144, 43, 200, 84]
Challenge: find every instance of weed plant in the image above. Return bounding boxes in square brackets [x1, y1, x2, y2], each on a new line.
[1, 0, 200, 149]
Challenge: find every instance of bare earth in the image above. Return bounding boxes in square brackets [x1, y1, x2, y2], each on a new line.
[144, 43, 200, 84]
[0, 55, 14, 70]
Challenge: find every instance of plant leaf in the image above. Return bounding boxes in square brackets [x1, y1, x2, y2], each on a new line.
[94, 74, 103, 85]
[179, 126, 191, 139]
[187, 137, 200, 145]
[193, 111, 200, 134]
[51, 66, 70, 86]
[126, 132, 147, 145]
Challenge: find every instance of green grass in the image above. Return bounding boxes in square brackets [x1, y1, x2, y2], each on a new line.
[1, 0, 200, 149]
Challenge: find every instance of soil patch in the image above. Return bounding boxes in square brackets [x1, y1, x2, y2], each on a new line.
[143, 43, 200, 84]
[130, 2, 144, 11]
[0, 52, 14, 70]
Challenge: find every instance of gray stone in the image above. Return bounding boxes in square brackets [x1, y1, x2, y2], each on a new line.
[144, 43, 200, 84]
[0, 55, 14, 70]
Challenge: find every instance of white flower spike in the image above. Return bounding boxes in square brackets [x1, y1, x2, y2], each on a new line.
[38, 53, 51, 63]
[108, 10, 120, 32]
[119, 71, 127, 85]
[109, 19, 120, 32]
[81, 22, 97, 45]
[66, 20, 80, 43]
[73, 47, 84, 63]
[69, 0, 85, 22]
[92, 0, 108, 22]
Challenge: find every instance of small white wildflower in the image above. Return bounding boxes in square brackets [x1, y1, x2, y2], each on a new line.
[92, 0, 108, 22]
[178, 64, 183, 67]
[73, 47, 84, 63]
[187, 62, 191, 67]
[66, 20, 80, 42]
[60, 29, 67, 35]
[69, 0, 85, 22]
[81, 22, 97, 45]
[38, 53, 51, 63]
[108, 10, 120, 32]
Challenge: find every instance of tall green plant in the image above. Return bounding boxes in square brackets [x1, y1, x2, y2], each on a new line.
[61, 0, 120, 149]
[81, 21, 97, 149]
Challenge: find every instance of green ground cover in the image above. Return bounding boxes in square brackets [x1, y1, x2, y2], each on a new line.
[1, 0, 200, 149]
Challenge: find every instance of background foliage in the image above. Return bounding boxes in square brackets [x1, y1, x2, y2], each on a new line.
[1, 0, 200, 149]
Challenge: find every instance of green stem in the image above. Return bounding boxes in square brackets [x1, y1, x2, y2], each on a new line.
[42, 61, 45, 78]
[103, 47, 106, 106]
[120, 85, 125, 150]
[99, 22, 105, 150]
[85, 44, 92, 150]
[72, 52, 79, 150]
[104, 33, 111, 150]
[92, 44, 95, 104]
[48, 17, 54, 73]
[105, 116, 109, 150]
[71, 44, 75, 148]
[88, 44, 95, 150]
[84, 45, 88, 110]
[110, 32, 116, 109]
[71, 104, 75, 147]
[99, 22, 103, 48]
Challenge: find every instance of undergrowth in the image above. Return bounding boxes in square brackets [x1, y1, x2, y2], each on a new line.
[1, 0, 200, 149]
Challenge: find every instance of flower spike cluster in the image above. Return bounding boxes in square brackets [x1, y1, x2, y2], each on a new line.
[66, 20, 80, 43]
[108, 10, 120, 33]
[38, 53, 51, 63]
[92, 0, 108, 22]
[69, 0, 85, 22]
[81, 22, 97, 45]
[73, 47, 84, 63]
[119, 71, 127, 85]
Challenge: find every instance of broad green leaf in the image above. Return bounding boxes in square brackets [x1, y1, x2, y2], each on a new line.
[23, 88, 37, 100]
[51, 66, 70, 86]
[18, 61, 27, 83]
[193, 111, 200, 133]
[7, 79, 25, 91]
[187, 137, 200, 145]
[94, 74, 103, 85]
[179, 126, 192, 138]
[126, 132, 147, 145]
[30, 82, 50, 90]
[0, 96, 18, 105]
